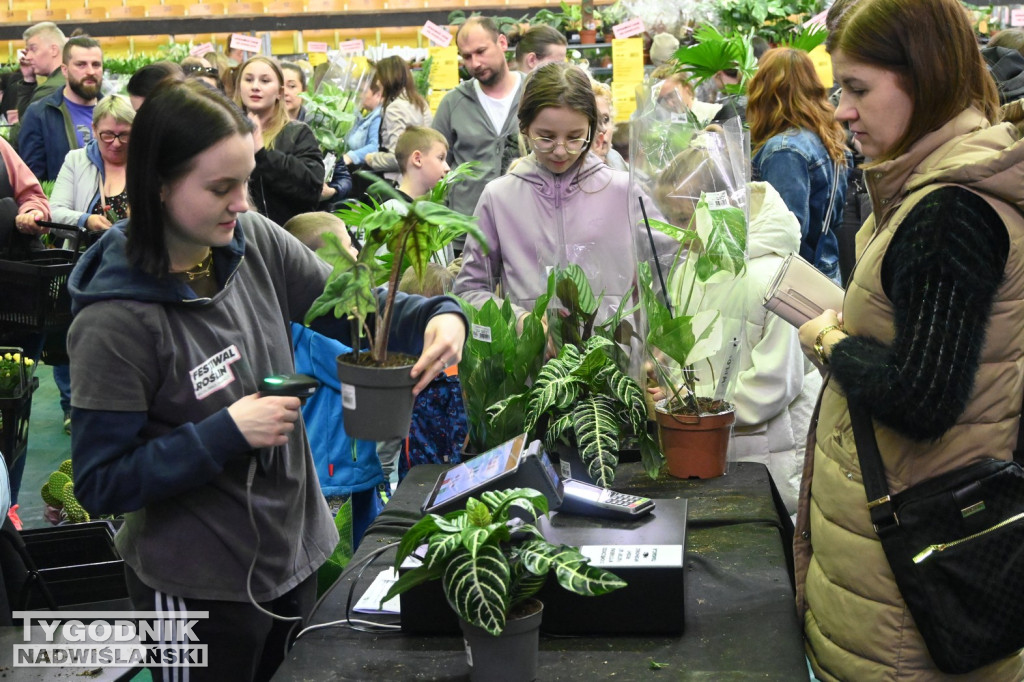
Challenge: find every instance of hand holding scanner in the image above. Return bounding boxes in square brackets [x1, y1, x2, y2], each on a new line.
[259, 374, 319, 402]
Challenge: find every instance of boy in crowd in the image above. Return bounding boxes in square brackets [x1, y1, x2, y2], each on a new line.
[391, 126, 450, 204]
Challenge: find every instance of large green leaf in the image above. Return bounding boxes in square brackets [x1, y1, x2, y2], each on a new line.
[693, 199, 747, 284]
[444, 545, 511, 636]
[573, 395, 621, 488]
[525, 348, 584, 432]
[518, 539, 626, 596]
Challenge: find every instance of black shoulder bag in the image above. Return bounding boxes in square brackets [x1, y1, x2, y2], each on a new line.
[848, 402, 1024, 674]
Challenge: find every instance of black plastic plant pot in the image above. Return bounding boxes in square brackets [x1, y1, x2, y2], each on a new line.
[336, 353, 418, 441]
[459, 599, 543, 682]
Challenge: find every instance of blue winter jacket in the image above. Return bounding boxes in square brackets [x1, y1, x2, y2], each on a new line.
[345, 106, 382, 165]
[753, 128, 851, 284]
[291, 323, 385, 497]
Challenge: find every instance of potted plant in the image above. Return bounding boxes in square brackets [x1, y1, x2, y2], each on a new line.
[456, 296, 549, 456]
[714, 0, 823, 46]
[598, 0, 629, 42]
[633, 119, 749, 478]
[488, 267, 664, 488]
[303, 164, 486, 441]
[670, 23, 758, 97]
[381, 487, 626, 681]
[560, 1, 584, 43]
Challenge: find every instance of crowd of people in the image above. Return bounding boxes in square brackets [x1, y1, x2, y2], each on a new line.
[0, 0, 1023, 679]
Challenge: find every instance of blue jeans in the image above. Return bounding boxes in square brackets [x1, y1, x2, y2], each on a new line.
[52, 363, 70, 414]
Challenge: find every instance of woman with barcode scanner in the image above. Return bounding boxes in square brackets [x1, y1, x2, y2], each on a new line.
[64, 79, 466, 682]
[796, 0, 1024, 678]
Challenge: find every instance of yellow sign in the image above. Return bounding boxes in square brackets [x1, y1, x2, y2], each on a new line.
[809, 44, 833, 88]
[429, 45, 459, 91]
[612, 37, 644, 122]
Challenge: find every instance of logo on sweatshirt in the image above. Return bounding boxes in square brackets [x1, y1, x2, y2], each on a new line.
[191, 345, 242, 400]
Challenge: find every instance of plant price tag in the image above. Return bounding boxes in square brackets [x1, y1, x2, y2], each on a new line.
[341, 383, 356, 410]
[190, 42, 214, 57]
[229, 34, 263, 54]
[471, 324, 492, 343]
[421, 21, 453, 47]
[579, 545, 683, 568]
[307, 41, 329, 53]
[339, 39, 365, 55]
[704, 191, 730, 210]
[612, 18, 645, 40]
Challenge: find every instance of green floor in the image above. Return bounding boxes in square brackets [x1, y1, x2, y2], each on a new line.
[15, 363, 71, 530]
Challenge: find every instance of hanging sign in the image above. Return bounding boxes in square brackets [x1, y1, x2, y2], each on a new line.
[612, 18, 645, 40]
[190, 42, 214, 57]
[307, 41, 329, 53]
[339, 39, 365, 55]
[229, 34, 262, 54]
[421, 20, 453, 47]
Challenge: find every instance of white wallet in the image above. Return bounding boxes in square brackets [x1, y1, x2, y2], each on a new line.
[762, 254, 844, 328]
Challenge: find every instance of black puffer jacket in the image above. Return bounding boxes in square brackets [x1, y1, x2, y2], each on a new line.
[250, 120, 324, 227]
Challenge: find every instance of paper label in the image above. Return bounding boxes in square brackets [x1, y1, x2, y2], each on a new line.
[338, 39, 365, 55]
[190, 345, 241, 400]
[352, 568, 401, 614]
[341, 383, 356, 409]
[229, 34, 262, 53]
[1013, 9, 1024, 26]
[189, 42, 214, 57]
[704, 191, 729, 210]
[612, 18, 645, 40]
[470, 324, 492, 343]
[421, 20, 453, 47]
[560, 459, 572, 481]
[579, 545, 684, 567]
[307, 41, 329, 53]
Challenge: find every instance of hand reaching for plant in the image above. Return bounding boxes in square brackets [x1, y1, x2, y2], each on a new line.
[410, 313, 466, 395]
[228, 393, 301, 449]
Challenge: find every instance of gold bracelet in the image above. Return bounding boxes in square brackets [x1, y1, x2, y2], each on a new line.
[813, 324, 841, 366]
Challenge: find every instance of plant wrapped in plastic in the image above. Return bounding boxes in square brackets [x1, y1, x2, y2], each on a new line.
[631, 103, 749, 417]
[382, 488, 626, 636]
[301, 54, 372, 155]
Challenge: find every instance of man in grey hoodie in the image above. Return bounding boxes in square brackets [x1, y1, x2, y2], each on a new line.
[432, 16, 524, 240]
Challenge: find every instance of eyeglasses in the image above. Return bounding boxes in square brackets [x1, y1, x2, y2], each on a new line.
[529, 132, 591, 155]
[184, 65, 220, 79]
[97, 131, 130, 144]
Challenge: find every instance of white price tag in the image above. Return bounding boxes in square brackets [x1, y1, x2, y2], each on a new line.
[341, 383, 356, 409]
[612, 18, 645, 40]
[704, 190, 730, 210]
[229, 33, 262, 53]
[1012, 8, 1024, 26]
[421, 20, 453, 47]
[580, 545, 684, 568]
[471, 323, 492, 343]
[560, 459, 572, 481]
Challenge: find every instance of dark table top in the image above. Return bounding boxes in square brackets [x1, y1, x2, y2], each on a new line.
[274, 461, 806, 681]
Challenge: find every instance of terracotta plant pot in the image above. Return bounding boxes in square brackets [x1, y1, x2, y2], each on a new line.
[580, 28, 598, 44]
[655, 403, 735, 479]
[459, 599, 543, 682]
[335, 352, 417, 441]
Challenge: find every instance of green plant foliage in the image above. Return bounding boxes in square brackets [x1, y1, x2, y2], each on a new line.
[779, 23, 829, 53]
[317, 499, 354, 597]
[457, 296, 549, 453]
[672, 24, 758, 95]
[382, 487, 625, 636]
[304, 164, 485, 364]
[489, 335, 662, 485]
[412, 56, 432, 99]
[640, 194, 747, 415]
[716, 0, 824, 45]
[301, 81, 358, 155]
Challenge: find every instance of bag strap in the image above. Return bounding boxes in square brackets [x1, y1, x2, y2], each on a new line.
[848, 402, 901, 536]
[821, 161, 841, 237]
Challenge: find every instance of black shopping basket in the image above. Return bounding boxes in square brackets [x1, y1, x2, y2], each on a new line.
[0, 223, 86, 334]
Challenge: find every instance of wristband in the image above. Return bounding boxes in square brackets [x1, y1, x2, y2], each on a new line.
[813, 324, 841, 366]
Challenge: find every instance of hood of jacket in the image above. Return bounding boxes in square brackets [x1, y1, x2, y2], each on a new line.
[83, 139, 105, 179]
[868, 107, 1024, 220]
[69, 217, 247, 314]
[506, 150, 615, 199]
[746, 181, 801, 260]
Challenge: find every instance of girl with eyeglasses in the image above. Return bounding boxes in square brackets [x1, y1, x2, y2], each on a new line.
[455, 61, 665, 337]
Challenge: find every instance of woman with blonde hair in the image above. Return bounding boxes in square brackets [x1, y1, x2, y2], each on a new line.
[233, 56, 323, 225]
[748, 47, 850, 283]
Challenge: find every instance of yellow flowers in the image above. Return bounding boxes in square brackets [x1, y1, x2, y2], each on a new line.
[0, 349, 35, 397]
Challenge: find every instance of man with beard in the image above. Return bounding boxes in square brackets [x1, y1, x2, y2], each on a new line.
[18, 35, 103, 182]
[432, 16, 524, 237]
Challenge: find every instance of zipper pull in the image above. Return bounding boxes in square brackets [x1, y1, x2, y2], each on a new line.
[913, 545, 940, 563]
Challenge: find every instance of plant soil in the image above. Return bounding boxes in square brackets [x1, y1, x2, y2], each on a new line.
[339, 352, 418, 368]
[665, 397, 731, 417]
[508, 598, 544, 620]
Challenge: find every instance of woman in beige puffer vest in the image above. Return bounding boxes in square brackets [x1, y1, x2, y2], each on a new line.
[795, 0, 1024, 679]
